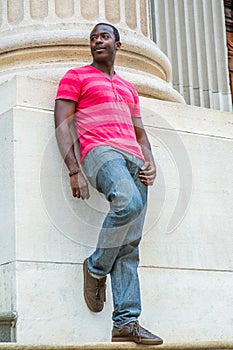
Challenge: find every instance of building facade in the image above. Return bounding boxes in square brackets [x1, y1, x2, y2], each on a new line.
[0, 0, 232, 346]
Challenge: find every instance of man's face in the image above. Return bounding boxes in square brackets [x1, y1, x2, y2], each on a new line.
[90, 24, 121, 62]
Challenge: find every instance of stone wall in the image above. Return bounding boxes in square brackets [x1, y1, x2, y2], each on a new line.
[0, 76, 232, 344]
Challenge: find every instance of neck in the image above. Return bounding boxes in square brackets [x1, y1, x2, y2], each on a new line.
[91, 62, 115, 78]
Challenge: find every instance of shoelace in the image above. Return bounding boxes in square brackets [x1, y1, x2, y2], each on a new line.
[130, 322, 154, 342]
[130, 322, 141, 341]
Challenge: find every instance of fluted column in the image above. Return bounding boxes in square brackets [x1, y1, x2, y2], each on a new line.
[224, 0, 233, 102]
[152, 0, 232, 111]
[0, 0, 183, 102]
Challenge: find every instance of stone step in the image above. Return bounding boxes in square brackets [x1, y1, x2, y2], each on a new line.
[0, 342, 233, 350]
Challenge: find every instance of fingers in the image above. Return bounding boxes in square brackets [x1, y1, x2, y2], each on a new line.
[139, 174, 155, 185]
[73, 185, 89, 200]
[73, 187, 80, 198]
[79, 186, 90, 200]
[139, 162, 157, 186]
[70, 173, 89, 200]
[140, 161, 150, 171]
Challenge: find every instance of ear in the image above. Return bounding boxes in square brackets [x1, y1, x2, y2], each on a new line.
[115, 41, 121, 50]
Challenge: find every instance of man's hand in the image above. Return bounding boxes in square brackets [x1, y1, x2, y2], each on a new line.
[139, 161, 157, 186]
[70, 172, 90, 200]
[132, 118, 156, 186]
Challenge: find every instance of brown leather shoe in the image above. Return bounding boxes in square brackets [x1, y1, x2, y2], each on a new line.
[83, 258, 106, 312]
[112, 321, 163, 345]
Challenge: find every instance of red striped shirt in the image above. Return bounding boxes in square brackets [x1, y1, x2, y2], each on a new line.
[56, 65, 144, 163]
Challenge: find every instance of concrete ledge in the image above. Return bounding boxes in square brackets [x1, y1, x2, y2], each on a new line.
[0, 342, 232, 350]
[0, 312, 17, 342]
[0, 313, 17, 322]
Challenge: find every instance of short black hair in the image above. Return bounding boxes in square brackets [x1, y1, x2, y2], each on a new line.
[94, 22, 120, 42]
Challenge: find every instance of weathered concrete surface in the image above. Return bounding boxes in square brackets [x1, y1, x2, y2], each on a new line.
[0, 77, 232, 345]
[0, 340, 233, 349]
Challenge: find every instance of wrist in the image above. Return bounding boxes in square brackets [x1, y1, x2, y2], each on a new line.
[69, 168, 81, 177]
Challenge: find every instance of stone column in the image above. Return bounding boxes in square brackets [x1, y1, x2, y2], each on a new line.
[224, 0, 233, 102]
[0, 0, 183, 102]
[152, 0, 232, 111]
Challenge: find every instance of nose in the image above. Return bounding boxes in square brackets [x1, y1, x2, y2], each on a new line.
[95, 35, 103, 43]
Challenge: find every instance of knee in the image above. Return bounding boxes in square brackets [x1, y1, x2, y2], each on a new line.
[128, 195, 144, 219]
[114, 192, 144, 223]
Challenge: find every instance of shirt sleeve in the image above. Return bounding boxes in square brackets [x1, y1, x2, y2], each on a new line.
[55, 69, 81, 102]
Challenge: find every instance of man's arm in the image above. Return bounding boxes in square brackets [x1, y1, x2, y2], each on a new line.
[54, 99, 89, 199]
[132, 117, 156, 186]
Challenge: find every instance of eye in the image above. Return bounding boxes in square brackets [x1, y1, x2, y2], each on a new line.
[90, 36, 97, 41]
[102, 33, 110, 39]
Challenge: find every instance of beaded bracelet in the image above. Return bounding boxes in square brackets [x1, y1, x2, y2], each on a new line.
[69, 169, 81, 177]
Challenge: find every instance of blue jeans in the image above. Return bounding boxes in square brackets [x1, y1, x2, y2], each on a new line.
[82, 146, 148, 327]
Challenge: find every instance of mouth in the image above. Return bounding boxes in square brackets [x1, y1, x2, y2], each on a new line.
[94, 47, 106, 53]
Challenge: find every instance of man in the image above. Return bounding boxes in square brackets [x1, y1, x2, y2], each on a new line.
[54, 22, 163, 346]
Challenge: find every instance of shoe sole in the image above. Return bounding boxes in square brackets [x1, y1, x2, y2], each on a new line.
[83, 259, 103, 313]
[112, 337, 163, 345]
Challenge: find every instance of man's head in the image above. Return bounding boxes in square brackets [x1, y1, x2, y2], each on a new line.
[95, 22, 120, 42]
[90, 23, 121, 64]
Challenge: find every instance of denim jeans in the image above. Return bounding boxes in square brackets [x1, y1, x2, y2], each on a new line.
[82, 146, 148, 326]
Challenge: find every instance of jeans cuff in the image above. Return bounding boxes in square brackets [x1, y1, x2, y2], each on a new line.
[113, 318, 139, 328]
[88, 270, 106, 280]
